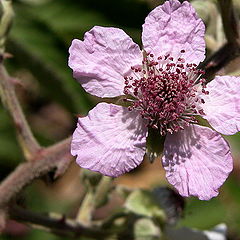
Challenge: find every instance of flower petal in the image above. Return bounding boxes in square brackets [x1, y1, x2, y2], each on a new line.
[69, 26, 142, 98]
[142, 0, 205, 64]
[162, 125, 233, 200]
[71, 103, 147, 177]
[202, 76, 240, 135]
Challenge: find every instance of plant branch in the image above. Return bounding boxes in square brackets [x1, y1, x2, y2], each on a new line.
[76, 189, 95, 226]
[0, 63, 41, 160]
[0, 0, 14, 55]
[0, 0, 40, 160]
[200, 0, 240, 81]
[94, 176, 113, 209]
[219, 0, 240, 45]
[9, 206, 109, 239]
[76, 176, 113, 226]
[0, 137, 71, 209]
[199, 42, 240, 81]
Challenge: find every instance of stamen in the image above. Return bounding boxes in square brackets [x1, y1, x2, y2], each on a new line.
[123, 50, 207, 135]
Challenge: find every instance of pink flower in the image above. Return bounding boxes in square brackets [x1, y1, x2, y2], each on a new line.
[69, 0, 239, 200]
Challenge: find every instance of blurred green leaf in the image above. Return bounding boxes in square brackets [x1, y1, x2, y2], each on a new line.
[8, 1, 102, 114]
[134, 218, 161, 240]
[180, 198, 225, 229]
[125, 190, 165, 223]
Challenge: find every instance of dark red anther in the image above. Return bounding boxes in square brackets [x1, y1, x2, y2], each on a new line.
[123, 50, 206, 135]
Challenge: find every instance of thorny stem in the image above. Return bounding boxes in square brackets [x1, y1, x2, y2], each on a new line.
[0, 0, 74, 230]
[0, 0, 40, 159]
[0, 0, 240, 237]
[0, 0, 73, 223]
[0, 137, 71, 209]
[1, 0, 109, 235]
[0, 64, 41, 160]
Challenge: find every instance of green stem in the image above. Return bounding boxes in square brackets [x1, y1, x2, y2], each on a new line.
[95, 176, 113, 208]
[76, 189, 95, 226]
[76, 176, 113, 226]
[0, 0, 14, 55]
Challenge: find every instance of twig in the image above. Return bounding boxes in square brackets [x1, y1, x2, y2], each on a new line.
[94, 176, 113, 209]
[76, 176, 113, 226]
[0, 0, 74, 230]
[200, 0, 240, 81]
[9, 206, 109, 239]
[0, 63, 41, 160]
[76, 189, 95, 226]
[0, 0, 40, 160]
[0, 0, 14, 56]
[199, 42, 240, 81]
[0, 137, 71, 209]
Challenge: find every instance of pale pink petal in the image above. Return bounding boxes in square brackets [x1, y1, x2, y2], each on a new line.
[162, 125, 233, 200]
[71, 103, 147, 177]
[142, 0, 205, 64]
[202, 76, 240, 135]
[68, 26, 142, 98]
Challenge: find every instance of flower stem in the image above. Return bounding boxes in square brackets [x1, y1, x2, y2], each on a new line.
[76, 176, 113, 226]
[76, 189, 95, 226]
[0, 0, 14, 56]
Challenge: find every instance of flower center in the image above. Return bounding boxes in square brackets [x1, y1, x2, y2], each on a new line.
[123, 50, 208, 135]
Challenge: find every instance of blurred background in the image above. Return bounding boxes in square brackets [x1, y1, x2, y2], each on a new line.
[1, 0, 240, 239]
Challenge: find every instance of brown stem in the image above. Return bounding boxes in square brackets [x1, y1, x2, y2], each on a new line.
[200, 0, 240, 81]
[199, 42, 240, 81]
[0, 137, 71, 209]
[219, 0, 240, 45]
[9, 206, 109, 239]
[0, 63, 41, 160]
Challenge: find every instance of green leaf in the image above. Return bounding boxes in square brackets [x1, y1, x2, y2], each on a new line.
[125, 190, 165, 223]
[134, 218, 161, 240]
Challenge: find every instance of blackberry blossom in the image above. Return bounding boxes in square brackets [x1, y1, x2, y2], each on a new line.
[69, 0, 239, 200]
